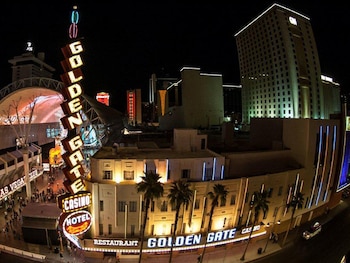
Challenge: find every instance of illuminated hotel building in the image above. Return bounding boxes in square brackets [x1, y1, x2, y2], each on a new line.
[235, 3, 339, 124]
[81, 118, 343, 256]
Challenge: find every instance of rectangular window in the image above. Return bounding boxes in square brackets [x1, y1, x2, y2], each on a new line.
[205, 168, 212, 181]
[220, 198, 226, 207]
[151, 201, 155, 212]
[99, 200, 104, 211]
[99, 224, 103, 235]
[131, 225, 135, 237]
[118, 201, 126, 212]
[129, 201, 137, 212]
[278, 186, 283, 196]
[124, 171, 134, 180]
[201, 138, 206, 149]
[160, 201, 168, 212]
[181, 169, 190, 179]
[171, 202, 176, 211]
[230, 195, 236, 205]
[194, 199, 200, 209]
[103, 170, 112, 180]
[267, 188, 273, 198]
[108, 224, 112, 235]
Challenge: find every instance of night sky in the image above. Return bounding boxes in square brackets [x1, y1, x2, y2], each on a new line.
[1, 1, 348, 112]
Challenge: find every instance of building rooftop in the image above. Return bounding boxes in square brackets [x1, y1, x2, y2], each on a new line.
[92, 146, 222, 160]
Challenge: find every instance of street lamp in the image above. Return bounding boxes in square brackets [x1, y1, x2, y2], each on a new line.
[58, 230, 64, 257]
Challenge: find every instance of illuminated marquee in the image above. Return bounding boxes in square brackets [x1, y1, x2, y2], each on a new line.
[240, 225, 261, 234]
[63, 210, 92, 236]
[127, 91, 135, 121]
[93, 239, 139, 247]
[58, 192, 92, 213]
[0, 170, 40, 200]
[147, 228, 236, 248]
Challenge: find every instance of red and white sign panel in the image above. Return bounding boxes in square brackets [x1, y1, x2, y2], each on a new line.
[62, 210, 92, 236]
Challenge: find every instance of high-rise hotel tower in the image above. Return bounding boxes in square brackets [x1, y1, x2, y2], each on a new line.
[235, 4, 326, 124]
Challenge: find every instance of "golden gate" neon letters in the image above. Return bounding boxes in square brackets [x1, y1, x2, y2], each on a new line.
[60, 40, 86, 195]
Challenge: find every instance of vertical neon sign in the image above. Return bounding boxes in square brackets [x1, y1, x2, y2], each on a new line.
[57, 6, 92, 249]
[59, 6, 86, 194]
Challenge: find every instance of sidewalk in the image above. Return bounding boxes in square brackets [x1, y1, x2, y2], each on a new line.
[0, 169, 348, 263]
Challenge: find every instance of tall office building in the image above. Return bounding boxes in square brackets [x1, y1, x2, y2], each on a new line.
[235, 4, 326, 124]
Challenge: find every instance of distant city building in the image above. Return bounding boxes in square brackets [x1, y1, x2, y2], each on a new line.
[223, 84, 242, 123]
[321, 75, 341, 118]
[158, 67, 224, 130]
[126, 89, 142, 126]
[96, 92, 110, 106]
[8, 43, 55, 82]
[148, 73, 178, 123]
[235, 3, 339, 124]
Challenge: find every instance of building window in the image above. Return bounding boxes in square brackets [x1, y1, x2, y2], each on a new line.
[99, 200, 104, 211]
[99, 224, 103, 235]
[103, 170, 112, 180]
[171, 202, 176, 211]
[118, 201, 126, 212]
[267, 188, 273, 198]
[204, 167, 212, 181]
[194, 199, 200, 209]
[131, 225, 135, 237]
[181, 169, 190, 179]
[151, 201, 155, 212]
[220, 198, 226, 207]
[124, 171, 134, 180]
[278, 186, 283, 196]
[201, 138, 206, 149]
[108, 224, 112, 235]
[230, 195, 236, 205]
[129, 201, 137, 212]
[160, 201, 168, 212]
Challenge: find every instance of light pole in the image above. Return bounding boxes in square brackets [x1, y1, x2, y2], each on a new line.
[58, 230, 64, 257]
[263, 205, 284, 253]
[240, 194, 256, 261]
[282, 173, 304, 247]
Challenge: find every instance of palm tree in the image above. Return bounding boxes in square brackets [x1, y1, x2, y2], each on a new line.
[240, 190, 269, 261]
[167, 180, 194, 263]
[200, 184, 228, 263]
[136, 171, 164, 263]
[282, 191, 304, 246]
